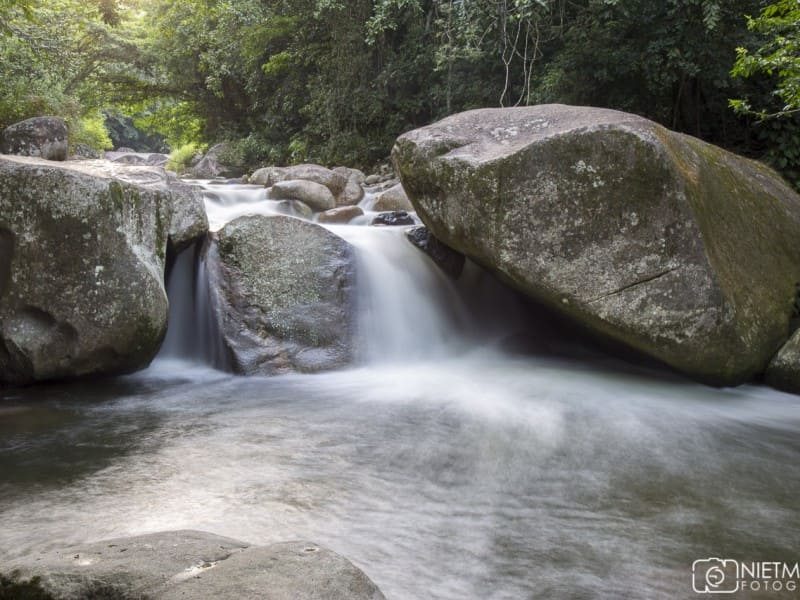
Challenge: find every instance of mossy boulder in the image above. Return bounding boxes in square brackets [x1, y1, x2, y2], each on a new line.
[392, 104, 800, 385]
[206, 215, 356, 375]
[0, 156, 198, 385]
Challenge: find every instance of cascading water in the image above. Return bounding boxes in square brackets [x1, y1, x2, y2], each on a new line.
[328, 226, 470, 362]
[159, 181, 527, 369]
[157, 240, 228, 369]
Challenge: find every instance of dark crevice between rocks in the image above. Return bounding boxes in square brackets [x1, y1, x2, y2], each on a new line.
[405, 226, 465, 279]
[789, 281, 800, 337]
[402, 227, 695, 385]
[474, 269, 695, 386]
[0, 227, 13, 299]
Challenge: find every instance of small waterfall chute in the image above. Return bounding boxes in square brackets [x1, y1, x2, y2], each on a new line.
[158, 240, 228, 369]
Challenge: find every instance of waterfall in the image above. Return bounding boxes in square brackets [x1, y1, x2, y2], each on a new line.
[157, 182, 530, 371]
[329, 226, 472, 363]
[158, 240, 228, 369]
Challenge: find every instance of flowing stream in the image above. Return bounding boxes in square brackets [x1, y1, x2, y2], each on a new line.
[1, 183, 799, 599]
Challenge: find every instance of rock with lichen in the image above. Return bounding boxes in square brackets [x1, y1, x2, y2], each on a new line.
[206, 215, 356, 375]
[393, 104, 800, 386]
[0, 155, 207, 385]
[3, 530, 386, 600]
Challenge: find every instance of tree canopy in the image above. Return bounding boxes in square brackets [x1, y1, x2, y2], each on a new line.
[0, 0, 798, 185]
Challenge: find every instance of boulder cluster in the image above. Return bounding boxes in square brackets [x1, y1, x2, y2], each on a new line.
[5, 105, 800, 393]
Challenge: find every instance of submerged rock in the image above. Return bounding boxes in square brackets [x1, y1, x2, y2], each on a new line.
[371, 211, 414, 227]
[318, 205, 364, 224]
[206, 215, 356, 375]
[0, 156, 202, 385]
[3, 530, 385, 600]
[275, 198, 314, 220]
[268, 179, 336, 212]
[406, 226, 465, 278]
[1, 116, 68, 161]
[393, 104, 800, 385]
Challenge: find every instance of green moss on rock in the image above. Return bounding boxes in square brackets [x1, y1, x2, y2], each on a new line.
[393, 104, 800, 386]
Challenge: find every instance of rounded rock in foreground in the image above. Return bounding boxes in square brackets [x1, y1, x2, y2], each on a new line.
[3, 530, 385, 600]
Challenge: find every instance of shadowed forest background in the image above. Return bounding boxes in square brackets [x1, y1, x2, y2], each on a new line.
[0, 0, 798, 184]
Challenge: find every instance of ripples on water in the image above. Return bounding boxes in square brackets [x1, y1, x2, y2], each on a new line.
[2, 353, 799, 599]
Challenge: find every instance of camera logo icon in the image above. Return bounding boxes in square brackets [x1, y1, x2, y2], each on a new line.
[693, 558, 740, 594]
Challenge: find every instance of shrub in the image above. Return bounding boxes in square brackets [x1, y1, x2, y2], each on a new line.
[167, 142, 204, 173]
[68, 111, 113, 154]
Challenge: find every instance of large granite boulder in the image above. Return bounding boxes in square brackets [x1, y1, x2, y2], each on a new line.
[2, 530, 385, 600]
[0, 156, 202, 385]
[1, 116, 69, 161]
[393, 104, 800, 385]
[206, 215, 356, 375]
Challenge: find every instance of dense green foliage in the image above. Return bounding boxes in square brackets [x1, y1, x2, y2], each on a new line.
[731, 0, 800, 187]
[0, 0, 148, 150]
[0, 0, 798, 181]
